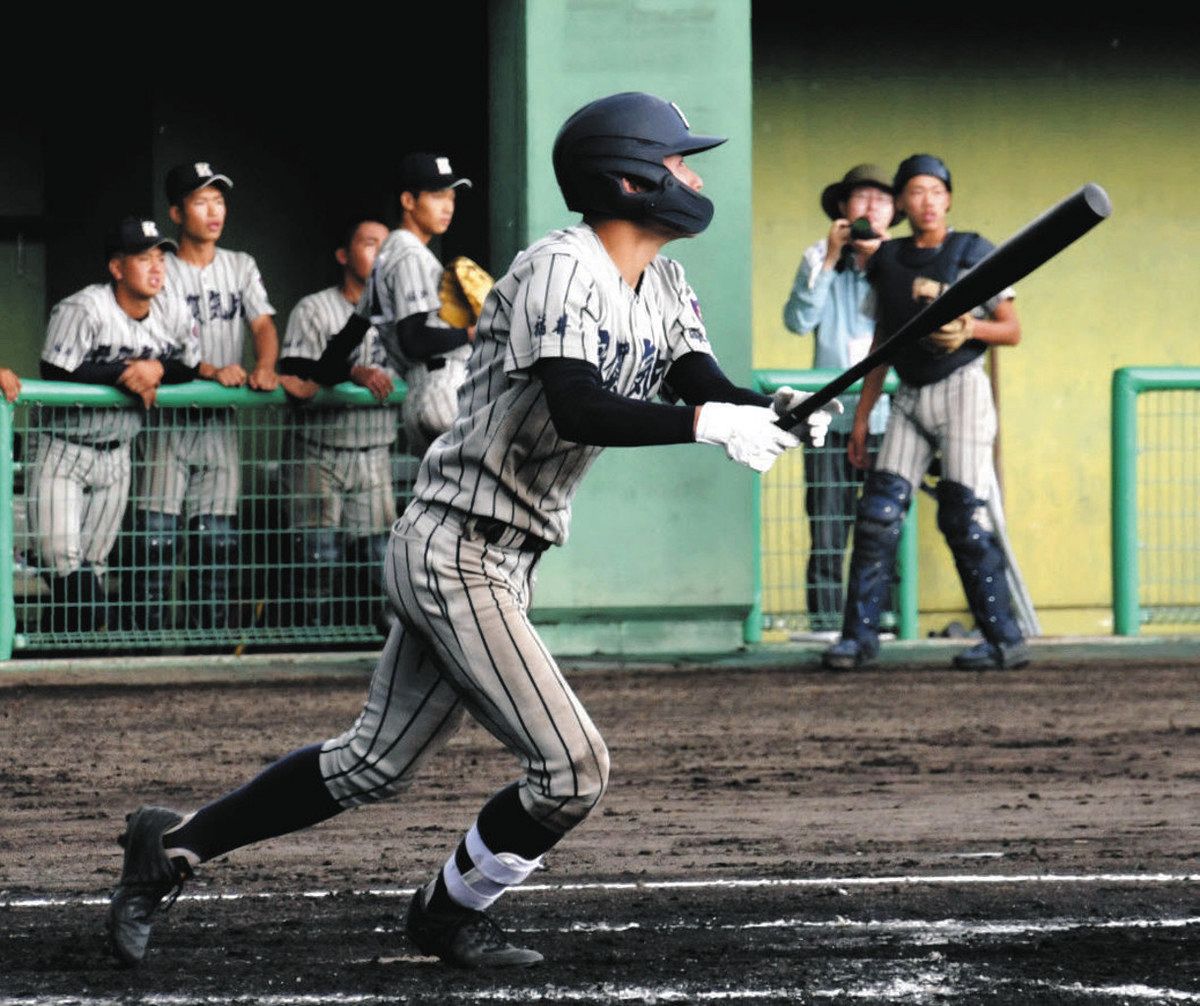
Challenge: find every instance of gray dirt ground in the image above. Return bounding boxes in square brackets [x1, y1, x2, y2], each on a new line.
[2, 658, 1198, 1003]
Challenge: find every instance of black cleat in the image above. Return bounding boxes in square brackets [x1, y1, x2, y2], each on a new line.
[821, 637, 877, 670]
[106, 805, 190, 966]
[405, 887, 543, 969]
[952, 639, 1032, 670]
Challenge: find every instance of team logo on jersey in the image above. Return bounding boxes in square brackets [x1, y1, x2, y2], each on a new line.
[690, 297, 703, 321]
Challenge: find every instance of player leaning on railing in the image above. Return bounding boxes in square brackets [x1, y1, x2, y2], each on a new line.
[28, 217, 199, 634]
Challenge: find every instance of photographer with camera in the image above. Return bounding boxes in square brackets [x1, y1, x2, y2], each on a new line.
[782, 163, 896, 632]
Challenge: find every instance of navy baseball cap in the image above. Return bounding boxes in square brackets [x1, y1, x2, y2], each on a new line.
[893, 154, 952, 194]
[396, 153, 472, 195]
[104, 217, 178, 259]
[165, 161, 234, 206]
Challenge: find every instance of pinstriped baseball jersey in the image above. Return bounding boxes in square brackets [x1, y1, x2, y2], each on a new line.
[40, 283, 199, 444]
[164, 249, 274, 367]
[282, 286, 400, 449]
[414, 223, 713, 545]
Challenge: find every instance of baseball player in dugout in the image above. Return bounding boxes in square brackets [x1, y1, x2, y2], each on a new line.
[276, 217, 400, 631]
[133, 162, 278, 633]
[783, 164, 895, 631]
[106, 92, 837, 970]
[823, 153, 1030, 672]
[30, 217, 199, 634]
[303, 152, 487, 458]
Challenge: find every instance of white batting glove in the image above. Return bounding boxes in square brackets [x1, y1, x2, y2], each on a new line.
[695, 402, 801, 473]
[771, 386, 844, 449]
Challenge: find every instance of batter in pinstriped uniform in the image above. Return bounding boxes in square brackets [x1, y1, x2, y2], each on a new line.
[277, 218, 399, 629]
[361, 153, 474, 457]
[135, 162, 279, 631]
[30, 217, 199, 634]
[823, 154, 1030, 671]
[106, 93, 834, 970]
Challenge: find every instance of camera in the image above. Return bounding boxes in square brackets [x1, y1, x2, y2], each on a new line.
[836, 217, 883, 271]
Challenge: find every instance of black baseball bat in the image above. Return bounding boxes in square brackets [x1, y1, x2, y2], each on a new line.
[778, 182, 1112, 429]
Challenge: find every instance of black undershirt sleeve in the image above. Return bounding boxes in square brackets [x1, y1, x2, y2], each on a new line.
[40, 360, 125, 385]
[532, 357, 695, 447]
[277, 356, 324, 381]
[394, 312, 470, 361]
[662, 351, 772, 407]
[161, 360, 200, 384]
[306, 313, 372, 385]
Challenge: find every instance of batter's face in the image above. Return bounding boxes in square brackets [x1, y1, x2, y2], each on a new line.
[402, 189, 456, 241]
[842, 184, 894, 235]
[664, 154, 703, 192]
[109, 247, 167, 299]
[337, 220, 389, 283]
[172, 185, 228, 243]
[900, 176, 951, 234]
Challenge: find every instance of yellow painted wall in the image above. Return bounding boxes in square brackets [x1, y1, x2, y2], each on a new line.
[752, 25, 1200, 635]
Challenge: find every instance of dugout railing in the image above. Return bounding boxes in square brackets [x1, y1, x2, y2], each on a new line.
[0, 381, 415, 659]
[746, 370, 919, 644]
[1111, 366, 1200, 635]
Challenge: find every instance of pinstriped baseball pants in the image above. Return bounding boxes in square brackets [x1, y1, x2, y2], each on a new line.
[318, 501, 610, 836]
[875, 362, 997, 498]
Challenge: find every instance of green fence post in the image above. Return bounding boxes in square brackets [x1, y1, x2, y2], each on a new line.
[896, 501, 920, 640]
[1111, 368, 1140, 636]
[0, 400, 14, 660]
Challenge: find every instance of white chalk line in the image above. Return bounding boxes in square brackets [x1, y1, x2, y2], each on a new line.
[4, 871, 1197, 910]
[4, 979, 1200, 1006]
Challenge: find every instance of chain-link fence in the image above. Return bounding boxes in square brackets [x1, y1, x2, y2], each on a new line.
[3, 380, 415, 657]
[1112, 367, 1200, 634]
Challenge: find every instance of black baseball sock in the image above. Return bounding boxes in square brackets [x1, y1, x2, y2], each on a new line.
[163, 743, 342, 864]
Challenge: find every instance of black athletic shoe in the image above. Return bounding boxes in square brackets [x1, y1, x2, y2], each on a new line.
[106, 805, 190, 966]
[821, 637, 877, 670]
[404, 887, 543, 969]
[952, 639, 1032, 670]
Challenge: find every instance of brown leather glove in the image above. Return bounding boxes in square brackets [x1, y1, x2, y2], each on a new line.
[438, 256, 495, 328]
[926, 313, 975, 353]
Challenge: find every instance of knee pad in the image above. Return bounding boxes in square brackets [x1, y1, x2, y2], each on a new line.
[190, 515, 239, 564]
[295, 528, 342, 567]
[136, 511, 181, 562]
[935, 481, 994, 560]
[853, 471, 912, 558]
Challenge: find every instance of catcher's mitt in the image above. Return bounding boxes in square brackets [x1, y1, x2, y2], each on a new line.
[438, 256, 495, 328]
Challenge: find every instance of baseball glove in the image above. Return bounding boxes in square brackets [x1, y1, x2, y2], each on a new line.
[913, 276, 974, 353]
[438, 256, 495, 328]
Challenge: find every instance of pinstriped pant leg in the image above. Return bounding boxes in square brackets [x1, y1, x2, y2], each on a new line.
[933, 365, 997, 498]
[875, 384, 934, 489]
[333, 511, 604, 835]
[319, 614, 466, 807]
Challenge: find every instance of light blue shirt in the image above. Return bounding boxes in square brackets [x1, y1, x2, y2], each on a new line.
[782, 238, 889, 435]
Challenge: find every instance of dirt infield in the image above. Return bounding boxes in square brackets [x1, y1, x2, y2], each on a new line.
[2, 660, 1199, 1002]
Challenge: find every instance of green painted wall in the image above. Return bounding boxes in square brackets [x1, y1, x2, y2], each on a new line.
[491, 0, 755, 652]
[752, 22, 1200, 635]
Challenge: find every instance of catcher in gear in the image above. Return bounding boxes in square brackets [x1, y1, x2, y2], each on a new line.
[823, 153, 1030, 672]
[105, 92, 836, 971]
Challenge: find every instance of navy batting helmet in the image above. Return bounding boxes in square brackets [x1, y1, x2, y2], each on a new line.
[552, 92, 726, 236]
[893, 154, 952, 194]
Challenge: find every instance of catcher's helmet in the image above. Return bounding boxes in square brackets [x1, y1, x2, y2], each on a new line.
[552, 92, 726, 235]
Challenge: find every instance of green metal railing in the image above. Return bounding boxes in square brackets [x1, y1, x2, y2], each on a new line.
[746, 369, 918, 643]
[1111, 367, 1200, 635]
[2, 380, 412, 659]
